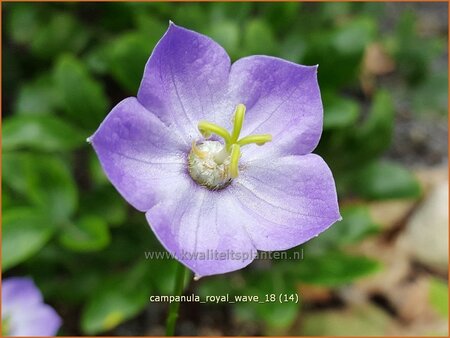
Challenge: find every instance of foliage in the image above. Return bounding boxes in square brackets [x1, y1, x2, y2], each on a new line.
[2, 2, 446, 335]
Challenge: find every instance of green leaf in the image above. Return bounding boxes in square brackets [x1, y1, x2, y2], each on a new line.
[2, 153, 31, 195]
[88, 151, 110, 186]
[208, 2, 253, 24]
[31, 12, 90, 59]
[262, 300, 298, 332]
[412, 72, 448, 116]
[80, 186, 127, 227]
[280, 33, 307, 63]
[150, 259, 187, 295]
[2, 208, 55, 271]
[323, 94, 360, 129]
[3, 115, 86, 151]
[172, 4, 208, 32]
[243, 19, 276, 56]
[81, 262, 152, 334]
[356, 90, 394, 151]
[320, 2, 353, 21]
[350, 161, 422, 200]
[37, 265, 103, 305]
[84, 44, 111, 75]
[107, 33, 153, 93]
[7, 4, 43, 45]
[332, 17, 377, 55]
[95, 3, 136, 31]
[208, 20, 240, 59]
[304, 17, 375, 89]
[59, 215, 110, 252]
[54, 55, 109, 129]
[313, 205, 379, 250]
[2, 153, 78, 222]
[134, 15, 166, 41]
[318, 89, 394, 171]
[392, 10, 444, 85]
[429, 278, 448, 317]
[262, 2, 301, 35]
[15, 75, 61, 115]
[250, 270, 299, 331]
[2, 188, 14, 210]
[290, 252, 380, 286]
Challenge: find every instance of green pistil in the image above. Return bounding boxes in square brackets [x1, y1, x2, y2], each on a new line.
[198, 122, 231, 146]
[196, 104, 272, 178]
[237, 134, 272, 147]
[229, 144, 241, 178]
[230, 104, 246, 144]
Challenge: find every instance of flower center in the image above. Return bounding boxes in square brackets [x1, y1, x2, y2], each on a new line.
[188, 104, 272, 190]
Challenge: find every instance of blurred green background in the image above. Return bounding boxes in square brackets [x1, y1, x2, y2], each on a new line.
[2, 2, 448, 336]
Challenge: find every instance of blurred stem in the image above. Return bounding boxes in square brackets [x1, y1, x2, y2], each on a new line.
[165, 263, 186, 336]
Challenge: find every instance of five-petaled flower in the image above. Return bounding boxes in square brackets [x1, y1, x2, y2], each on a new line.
[90, 22, 341, 277]
[2, 277, 61, 336]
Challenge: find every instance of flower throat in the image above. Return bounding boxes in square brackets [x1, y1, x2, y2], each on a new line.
[188, 104, 272, 190]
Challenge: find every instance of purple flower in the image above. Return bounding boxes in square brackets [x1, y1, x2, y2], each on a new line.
[2, 277, 61, 336]
[90, 23, 341, 277]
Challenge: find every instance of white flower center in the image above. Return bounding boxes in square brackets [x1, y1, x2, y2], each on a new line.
[187, 104, 272, 191]
[188, 141, 232, 190]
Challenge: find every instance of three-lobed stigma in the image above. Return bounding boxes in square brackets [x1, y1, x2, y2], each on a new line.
[188, 104, 272, 190]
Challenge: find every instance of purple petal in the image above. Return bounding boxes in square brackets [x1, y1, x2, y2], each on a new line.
[228, 56, 323, 159]
[2, 278, 42, 313]
[2, 278, 61, 336]
[10, 304, 61, 336]
[146, 182, 257, 277]
[90, 97, 189, 212]
[231, 154, 341, 251]
[137, 23, 231, 144]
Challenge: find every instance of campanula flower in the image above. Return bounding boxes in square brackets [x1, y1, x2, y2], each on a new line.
[2, 277, 61, 336]
[90, 23, 341, 277]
